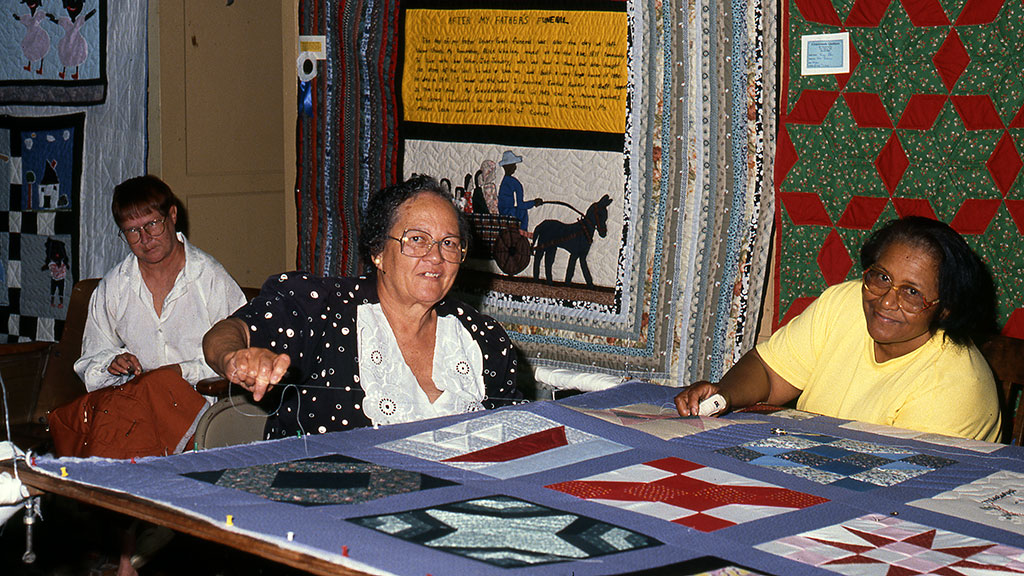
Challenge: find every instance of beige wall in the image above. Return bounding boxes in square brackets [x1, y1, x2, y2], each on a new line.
[148, 1, 297, 289]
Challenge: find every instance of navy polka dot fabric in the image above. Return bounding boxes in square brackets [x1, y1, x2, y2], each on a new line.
[233, 272, 525, 438]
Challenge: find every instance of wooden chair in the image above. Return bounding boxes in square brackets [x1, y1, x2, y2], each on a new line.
[194, 372, 270, 449]
[979, 334, 1024, 446]
[0, 279, 99, 450]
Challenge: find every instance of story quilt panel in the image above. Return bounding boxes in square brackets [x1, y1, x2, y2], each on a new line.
[773, 0, 1024, 335]
[545, 456, 829, 533]
[755, 513, 1024, 575]
[395, 0, 683, 380]
[347, 494, 662, 568]
[377, 410, 629, 479]
[715, 432, 957, 491]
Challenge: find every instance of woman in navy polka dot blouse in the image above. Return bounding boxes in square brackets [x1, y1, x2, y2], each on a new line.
[203, 175, 525, 438]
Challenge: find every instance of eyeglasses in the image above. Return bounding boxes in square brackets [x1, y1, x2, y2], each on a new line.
[388, 229, 467, 263]
[862, 268, 939, 314]
[119, 217, 168, 244]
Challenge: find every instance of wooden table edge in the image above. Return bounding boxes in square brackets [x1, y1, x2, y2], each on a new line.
[1, 460, 376, 576]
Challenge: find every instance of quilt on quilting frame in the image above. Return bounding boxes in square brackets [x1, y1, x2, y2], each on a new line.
[21, 381, 1024, 576]
[774, 0, 1024, 334]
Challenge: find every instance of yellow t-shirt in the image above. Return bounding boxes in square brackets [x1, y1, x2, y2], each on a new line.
[757, 281, 1001, 442]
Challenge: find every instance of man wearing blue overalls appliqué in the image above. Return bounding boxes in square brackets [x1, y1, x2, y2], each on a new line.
[496, 150, 543, 237]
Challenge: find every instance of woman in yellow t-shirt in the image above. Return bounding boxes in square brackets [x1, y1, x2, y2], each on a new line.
[675, 216, 1002, 442]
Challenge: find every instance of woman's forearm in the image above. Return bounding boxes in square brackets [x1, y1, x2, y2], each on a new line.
[715, 349, 774, 409]
[202, 317, 250, 377]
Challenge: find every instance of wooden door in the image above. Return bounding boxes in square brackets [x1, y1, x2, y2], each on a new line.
[150, 1, 297, 287]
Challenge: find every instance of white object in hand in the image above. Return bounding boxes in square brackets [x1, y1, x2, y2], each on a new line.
[697, 393, 726, 416]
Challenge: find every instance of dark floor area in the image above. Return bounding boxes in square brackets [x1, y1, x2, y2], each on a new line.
[1, 494, 307, 576]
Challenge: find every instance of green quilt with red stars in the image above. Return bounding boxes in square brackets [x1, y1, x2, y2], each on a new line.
[774, 0, 1024, 335]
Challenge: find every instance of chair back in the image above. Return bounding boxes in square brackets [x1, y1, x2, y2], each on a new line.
[192, 284, 268, 449]
[193, 396, 270, 449]
[979, 334, 1024, 446]
[31, 279, 98, 423]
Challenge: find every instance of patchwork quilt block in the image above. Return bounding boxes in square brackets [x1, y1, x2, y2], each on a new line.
[182, 454, 457, 507]
[767, 409, 818, 421]
[755, 513, 1024, 575]
[840, 421, 1005, 454]
[715, 433, 957, 491]
[909, 470, 1024, 535]
[546, 457, 829, 533]
[570, 403, 765, 440]
[348, 495, 661, 568]
[377, 410, 629, 479]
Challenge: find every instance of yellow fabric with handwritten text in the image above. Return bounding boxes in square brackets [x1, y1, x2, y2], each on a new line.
[403, 9, 627, 133]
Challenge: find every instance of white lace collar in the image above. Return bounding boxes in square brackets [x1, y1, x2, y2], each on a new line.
[357, 303, 485, 426]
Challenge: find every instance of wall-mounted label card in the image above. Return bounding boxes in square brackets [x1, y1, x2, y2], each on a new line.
[801, 32, 849, 75]
[298, 35, 327, 60]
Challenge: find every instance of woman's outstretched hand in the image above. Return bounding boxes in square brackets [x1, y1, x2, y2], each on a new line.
[221, 348, 291, 401]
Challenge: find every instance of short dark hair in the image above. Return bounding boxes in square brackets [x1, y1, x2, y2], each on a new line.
[359, 175, 470, 271]
[111, 175, 178, 227]
[860, 216, 996, 346]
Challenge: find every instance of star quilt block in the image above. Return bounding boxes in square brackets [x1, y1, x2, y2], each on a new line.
[570, 403, 765, 440]
[755, 513, 1024, 575]
[774, 0, 1024, 335]
[348, 495, 661, 568]
[182, 453, 457, 506]
[715, 432, 956, 491]
[546, 456, 829, 532]
[377, 410, 629, 479]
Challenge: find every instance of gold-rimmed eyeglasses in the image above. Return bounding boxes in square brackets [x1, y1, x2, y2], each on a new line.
[119, 217, 168, 245]
[388, 229, 467, 263]
[862, 268, 939, 314]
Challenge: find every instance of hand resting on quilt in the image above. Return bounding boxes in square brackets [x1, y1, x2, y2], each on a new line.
[674, 349, 799, 418]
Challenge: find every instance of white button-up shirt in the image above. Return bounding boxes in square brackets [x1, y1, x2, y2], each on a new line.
[74, 233, 247, 394]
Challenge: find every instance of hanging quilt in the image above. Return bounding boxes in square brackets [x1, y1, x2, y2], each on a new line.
[0, 113, 82, 342]
[0, 0, 107, 105]
[773, 0, 1024, 334]
[296, 0, 778, 384]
